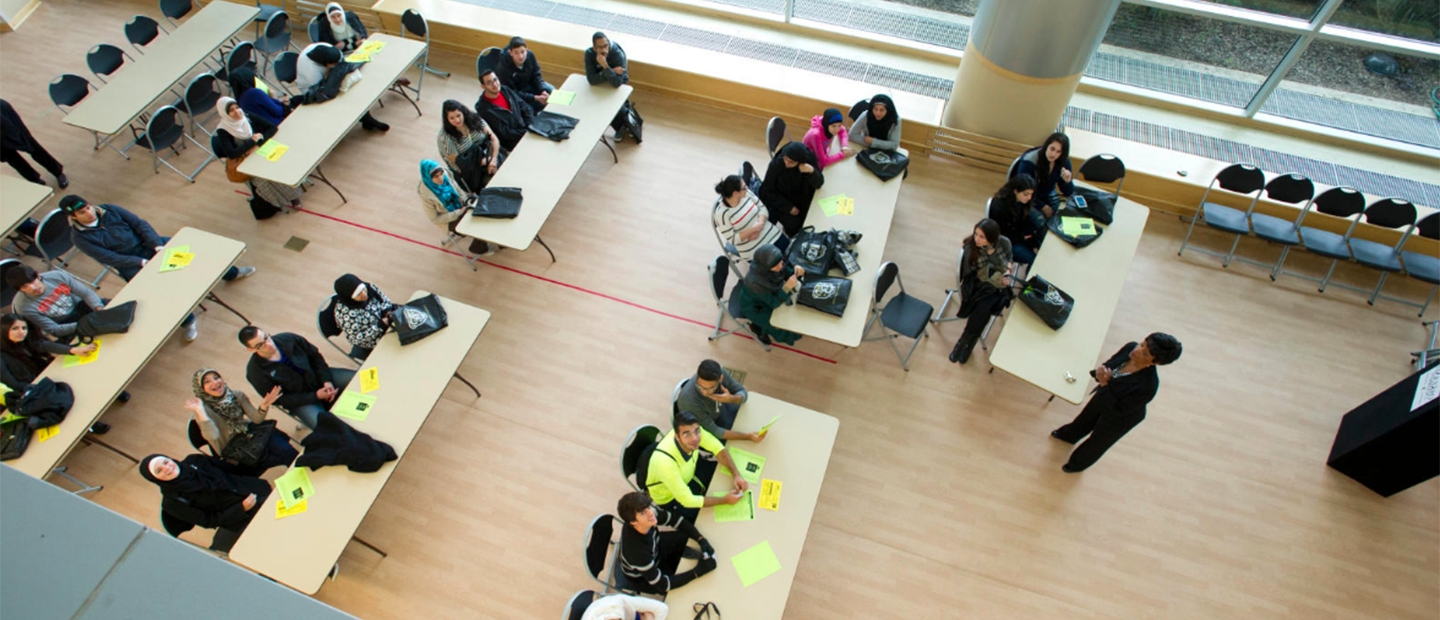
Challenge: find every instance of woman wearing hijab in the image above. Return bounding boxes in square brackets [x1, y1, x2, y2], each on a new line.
[849, 94, 901, 151]
[1011, 131, 1073, 212]
[418, 159, 493, 256]
[986, 174, 1042, 265]
[758, 142, 825, 237]
[581, 594, 669, 620]
[332, 274, 395, 359]
[185, 368, 297, 471]
[140, 453, 271, 532]
[315, 2, 367, 53]
[438, 99, 504, 192]
[731, 244, 804, 346]
[228, 67, 290, 127]
[948, 218, 1012, 365]
[212, 97, 304, 211]
[291, 43, 389, 131]
[802, 107, 853, 171]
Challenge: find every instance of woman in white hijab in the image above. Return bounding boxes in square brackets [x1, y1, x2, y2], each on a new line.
[580, 594, 667, 620]
[211, 97, 303, 211]
[316, 2, 366, 53]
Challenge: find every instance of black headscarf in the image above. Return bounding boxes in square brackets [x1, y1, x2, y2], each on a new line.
[307, 44, 343, 66]
[779, 141, 815, 166]
[743, 244, 790, 296]
[139, 454, 233, 496]
[334, 273, 378, 309]
[228, 66, 258, 99]
[865, 94, 898, 140]
[821, 108, 843, 139]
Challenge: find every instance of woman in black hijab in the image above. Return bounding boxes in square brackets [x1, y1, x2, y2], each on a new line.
[139, 453, 270, 532]
[331, 274, 394, 360]
[758, 142, 825, 237]
[731, 244, 804, 346]
[849, 94, 900, 151]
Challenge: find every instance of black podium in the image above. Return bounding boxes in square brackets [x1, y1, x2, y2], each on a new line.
[1327, 362, 1439, 497]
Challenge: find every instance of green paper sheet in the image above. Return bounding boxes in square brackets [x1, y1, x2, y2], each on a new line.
[157, 245, 191, 273]
[1060, 216, 1096, 237]
[332, 390, 376, 422]
[817, 194, 845, 217]
[720, 446, 766, 485]
[758, 414, 781, 436]
[62, 338, 101, 367]
[710, 489, 756, 522]
[255, 79, 270, 95]
[549, 90, 577, 106]
[731, 540, 781, 587]
[274, 467, 316, 509]
[255, 140, 287, 161]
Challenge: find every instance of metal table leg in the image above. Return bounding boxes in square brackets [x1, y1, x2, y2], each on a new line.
[534, 235, 557, 263]
[309, 166, 347, 203]
[205, 293, 252, 325]
[51, 466, 102, 495]
[451, 372, 481, 398]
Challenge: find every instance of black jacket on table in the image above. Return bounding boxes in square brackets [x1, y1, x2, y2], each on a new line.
[1089, 342, 1159, 421]
[160, 454, 270, 530]
[758, 145, 825, 237]
[211, 114, 279, 160]
[245, 332, 338, 412]
[474, 85, 535, 152]
[294, 61, 362, 106]
[619, 504, 705, 594]
[495, 50, 548, 107]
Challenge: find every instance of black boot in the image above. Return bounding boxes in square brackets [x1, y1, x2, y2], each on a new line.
[956, 333, 978, 364]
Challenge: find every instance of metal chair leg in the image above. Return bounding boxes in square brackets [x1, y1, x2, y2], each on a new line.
[205, 293, 251, 324]
[52, 466, 102, 495]
[1368, 272, 1391, 305]
[1319, 259, 1339, 292]
[1178, 207, 1203, 256]
[932, 289, 961, 323]
[1269, 247, 1291, 281]
[1222, 235, 1242, 268]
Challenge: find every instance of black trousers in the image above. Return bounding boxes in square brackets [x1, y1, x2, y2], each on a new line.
[2, 143, 63, 184]
[631, 530, 691, 595]
[1054, 398, 1144, 471]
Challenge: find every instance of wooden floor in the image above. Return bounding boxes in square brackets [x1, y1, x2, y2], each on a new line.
[3, 2, 1437, 618]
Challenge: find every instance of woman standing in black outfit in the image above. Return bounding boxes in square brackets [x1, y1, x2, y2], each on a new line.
[948, 219, 1012, 365]
[139, 453, 271, 533]
[1051, 333, 1183, 472]
[759, 142, 825, 237]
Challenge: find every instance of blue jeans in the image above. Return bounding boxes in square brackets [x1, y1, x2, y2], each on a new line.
[287, 368, 358, 428]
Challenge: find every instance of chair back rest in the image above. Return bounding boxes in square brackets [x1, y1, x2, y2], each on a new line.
[765, 117, 786, 158]
[954, 248, 966, 289]
[228, 42, 254, 74]
[125, 15, 164, 49]
[1263, 173, 1315, 205]
[145, 106, 183, 148]
[186, 419, 210, 453]
[1212, 163, 1265, 195]
[1078, 154, 1125, 184]
[582, 514, 617, 579]
[563, 590, 598, 620]
[1364, 198, 1417, 229]
[710, 255, 729, 303]
[87, 44, 129, 80]
[317, 295, 343, 338]
[0, 259, 22, 310]
[476, 47, 503, 80]
[874, 261, 898, 305]
[1006, 151, 1026, 179]
[185, 73, 220, 113]
[1416, 211, 1439, 240]
[159, 0, 195, 22]
[49, 74, 92, 110]
[308, 15, 322, 44]
[210, 132, 226, 159]
[621, 424, 661, 482]
[670, 379, 686, 415]
[401, 9, 428, 37]
[1312, 186, 1366, 218]
[264, 11, 290, 40]
[274, 51, 299, 85]
[847, 99, 867, 122]
[35, 209, 74, 263]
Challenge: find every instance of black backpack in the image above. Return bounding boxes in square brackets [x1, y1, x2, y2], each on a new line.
[634, 442, 677, 495]
[786, 227, 833, 276]
[610, 101, 644, 143]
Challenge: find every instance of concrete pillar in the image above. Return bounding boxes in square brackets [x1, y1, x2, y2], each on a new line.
[943, 0, 1121, 144]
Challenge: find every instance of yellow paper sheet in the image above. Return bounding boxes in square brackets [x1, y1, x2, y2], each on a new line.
[345, 51, 371, 63]
[758, 479, 782, 511]
[63, 338, 102, 367]
[276, 498, 308, 519]
[1061, 216, 1096, 237]
[274, 467, 316, 510]
[837, 197, 854, 215]
[731, 540, 781, 587]
[256, 141, 287, 162]
[359, 40, 386, 53]
[35, 425, 59, 442]
[359, 367, 379, 393]
[157, 245, 191, 273]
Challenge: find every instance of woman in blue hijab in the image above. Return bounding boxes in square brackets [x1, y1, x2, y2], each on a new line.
[417, 160, 493, 256]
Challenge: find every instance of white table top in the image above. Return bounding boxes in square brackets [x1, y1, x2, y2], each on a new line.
[455, 73, 632, 250]
[239, 34, 426, 186]
[769, 152, 906, 347]
[62, 2, 258, 135]
[668, 393, 840, 620]
[8, 228, 246, 479]
[1, 174, 53, 236]
[988, 195, 1151, 404]
[229, 293, 490, 594]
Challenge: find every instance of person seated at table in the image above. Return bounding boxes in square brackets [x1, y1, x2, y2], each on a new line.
[646, 410, 747, 523]
[212, 97, 303, 212]
[676, 359, 769, 444]
[227, 67, 290, 128]
[291, 43, 389, 132]
[0, 314, 114, 434]
[1011, 131, 1073, 210]
[585, 31, 628, 88]
[418, 159, 494, 256]
[239, 326, 356, 429]
[1051, 333, 1182, 472]
[987, 174, 1042, 265]
[475, 70, 535, 153]
[759, 142, 824, 237]
[580, 593, 669, 620]
[186, 367, 297, 472]
[139, 453, 270, 534]
[948, 218, 1012, 365]
[61, 195, 256, 342]
[802, 107, 855, 171]
[496, 36, 553, 110]
[7, 264, 105, 340]
[438, 99, 504, 192]
[316, 2, 367, 53]
[331, 273, 395, 360]
[849, 94, 901, 152]
[617, 491, 717, 596]
[732, 243, 804, 346]
[713, 174, 786, 262]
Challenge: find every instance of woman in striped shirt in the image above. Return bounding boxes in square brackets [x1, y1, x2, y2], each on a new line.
[437, 100, 503, 192]
[712, 174, 786, 262]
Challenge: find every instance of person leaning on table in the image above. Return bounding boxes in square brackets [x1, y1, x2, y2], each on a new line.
[1051, 333, 1183, 472]
[7, 263, 105, 340]
[676, 359, 769, 444]
[759, 142, 825, 237]
[581, 592, 668, 620]
[1011, 131, 1073, 211]
[331, 273, 395, 360]
[617, 491, 716, 597]
[732, 243, 804, 346]
[239, 325, 356, 429]
[0, 313, 115, 435]
[291, 43, 390, 132]
[645, 410, 747, 523]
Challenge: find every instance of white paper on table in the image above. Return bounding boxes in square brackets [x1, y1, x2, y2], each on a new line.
[1412, 365, 1440, 412]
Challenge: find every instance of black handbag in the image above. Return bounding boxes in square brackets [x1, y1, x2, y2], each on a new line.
[386, 293, 448, 345]
[75, 300, 137, 344]
[1017, 274, 1074, 330]
[454, 139, 496, 192]
[527, 111, 579, 141]
[1045, 207, 1106, 249]
[472, 187, 523, 219]
[0, 415, 33, 461]
[796, 275, 853, 317]
[786, 227, 833, 276]
[221, 419, 277, 467]
[857, 148, 909, 181]
[1070, 188, 1115, 225]
[611, 100, 643, 142]
[15, 378, 74, 429]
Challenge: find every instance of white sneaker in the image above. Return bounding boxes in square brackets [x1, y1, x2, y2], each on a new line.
[184, 319, 199, 342]
[234, 266, 257, 279]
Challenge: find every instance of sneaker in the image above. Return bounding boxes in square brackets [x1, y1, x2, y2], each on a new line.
[89, 422, 111, 435]
[613, 129, 624, 141]
[184, 319, 199, 342]
[56, 173, 69, 189]
[116, 391, 131, 403]
[233, 266, 257, 279]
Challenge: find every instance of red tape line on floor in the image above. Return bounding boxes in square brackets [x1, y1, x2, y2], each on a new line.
[293, 207, 839, 364]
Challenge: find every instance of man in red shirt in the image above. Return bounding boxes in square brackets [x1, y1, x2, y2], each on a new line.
[474, 69, 535, 152]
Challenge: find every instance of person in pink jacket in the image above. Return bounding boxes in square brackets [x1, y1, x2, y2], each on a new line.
[801, 107, 855, 171]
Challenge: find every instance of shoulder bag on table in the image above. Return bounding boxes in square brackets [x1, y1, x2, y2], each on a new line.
[692, 602, 721, 620]
[796, 275, 853, 317]
[786, 227, 833, 276]
[75, 300, 137, 344]
[1016, 274, 1074, 330]
[472, 187, 523, 219]
[1069, 188, 1115, 225]
[1045, 206, 1106, 249]
[857, 148, 909, 181]
[385, 293, 449, 345]
[527, 111, 579, 141]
